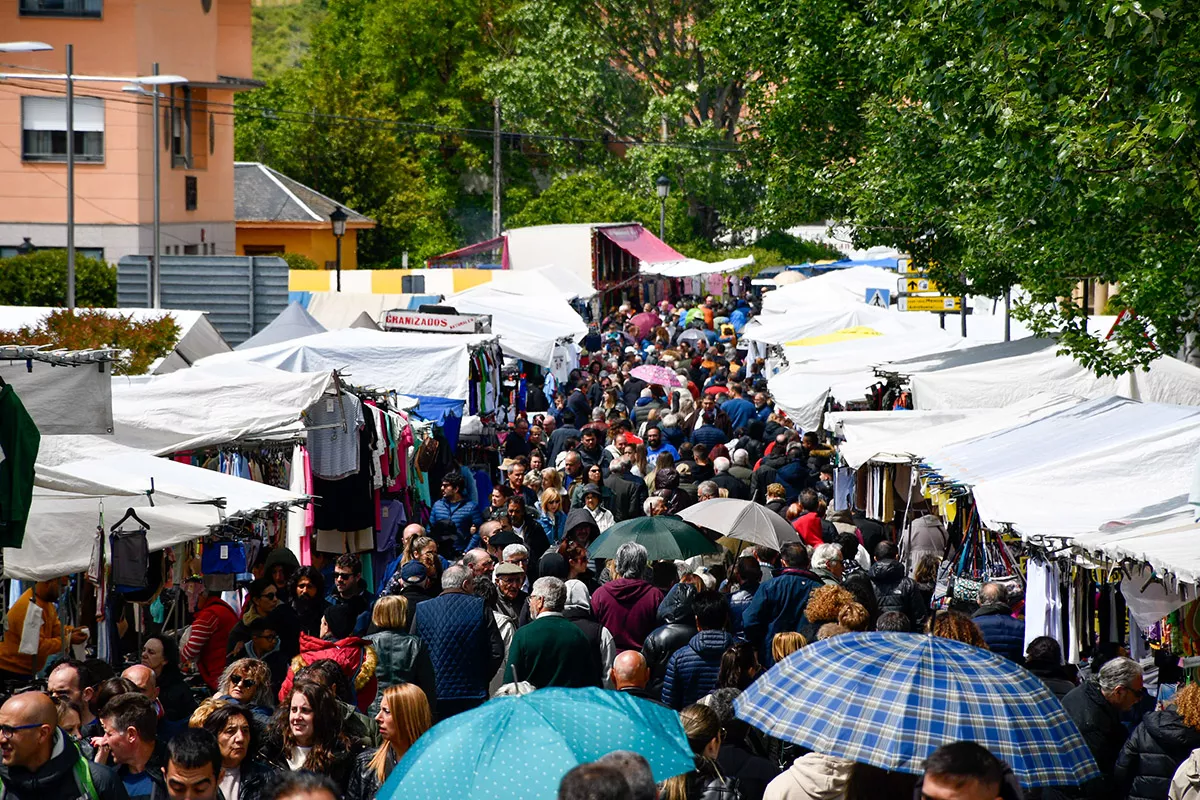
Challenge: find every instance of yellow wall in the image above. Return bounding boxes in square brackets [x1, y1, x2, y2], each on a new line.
[236, 227, 361, 269]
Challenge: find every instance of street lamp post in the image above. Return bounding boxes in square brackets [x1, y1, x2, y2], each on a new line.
[656, 175, 670, 240]
[329, 206, 348, 293]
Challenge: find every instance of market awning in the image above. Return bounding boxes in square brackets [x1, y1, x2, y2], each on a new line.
[640, 255, 754, 278]
[427, 236, 506, 266]
[597, 225, 685, 264]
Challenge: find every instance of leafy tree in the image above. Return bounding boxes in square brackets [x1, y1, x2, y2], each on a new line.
[279, 252, 320, 271]
[0, 250, 115, 307]
[0, 310, 179, 376]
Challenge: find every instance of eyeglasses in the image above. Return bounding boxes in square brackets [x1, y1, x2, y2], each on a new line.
[253, 632, 278, 642]
[510, 557, 529, 564]
[0, 723, 44, 739]
[334, 572, 355, 581]
[229, 675, 258, 689]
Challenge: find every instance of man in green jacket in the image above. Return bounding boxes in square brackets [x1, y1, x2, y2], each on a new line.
[504, 577, 599, 689]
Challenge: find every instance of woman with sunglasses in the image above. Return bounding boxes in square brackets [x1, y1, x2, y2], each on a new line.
[228, 578, 283, 664]
[201, 703, 275, 800]
[346, 683, 432, 800]
[216, 658, 277, 721]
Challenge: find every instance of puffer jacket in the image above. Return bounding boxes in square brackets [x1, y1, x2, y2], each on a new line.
[972, 604, 1026, 662]
[364, 629, 438, 717]
[1116, 708, 1200, 800]
[662, 629, 737, 710]
[763, 752, 854, 800]
[644, 583, 698, 695]
[1168, 748, 1200, 800]
[280, 632, 379, 712]
[868, 559, 927, 628]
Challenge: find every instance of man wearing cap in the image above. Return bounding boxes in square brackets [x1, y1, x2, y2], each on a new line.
[493, 561, 528, 631]
[581, 485, 616, 533]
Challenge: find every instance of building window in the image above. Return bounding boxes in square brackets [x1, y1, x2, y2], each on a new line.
[185, 176, 197, 211]
[21, 96, 104, 163]
[183, 244, 199, 255]
[19, 0, 102, 17]
[402, 275, 426, 293]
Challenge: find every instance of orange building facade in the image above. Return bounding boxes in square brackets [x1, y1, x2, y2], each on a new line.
[0, 0, 255, 263]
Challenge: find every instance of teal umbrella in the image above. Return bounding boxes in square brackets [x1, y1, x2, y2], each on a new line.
[378, 688, 695, 800]
[588, 515, 720, 561]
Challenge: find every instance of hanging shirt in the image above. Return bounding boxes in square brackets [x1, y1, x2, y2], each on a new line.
[305, 393, 365, 480]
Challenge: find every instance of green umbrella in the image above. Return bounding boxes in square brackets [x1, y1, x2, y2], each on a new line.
[588, 515, 720, 561]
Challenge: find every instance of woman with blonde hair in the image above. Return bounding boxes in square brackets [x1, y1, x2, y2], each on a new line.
[346, 683, 432, 800]
[658, 704, 738, 800]
[771, 632, 807, 664]
[402, 535, 441, 585]
[216, 658, 276, 720]
[364, 594, 437, 717]
[538, 488, 567, 544]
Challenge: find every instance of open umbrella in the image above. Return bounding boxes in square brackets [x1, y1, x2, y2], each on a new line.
[631, 364, 683, 388]
[588, 515, 720, 561]
[735, 632, 1100, 788]
[630, 311, 662, 339]
[676, 329, 709, 348]
[379, 687, 695, 800]
[678, 498, 799, 551]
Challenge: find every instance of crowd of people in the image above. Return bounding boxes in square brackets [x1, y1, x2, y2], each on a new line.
[0, 295, 1189, 800]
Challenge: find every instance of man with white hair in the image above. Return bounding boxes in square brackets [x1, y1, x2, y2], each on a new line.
[503, 577, 599, 689]
[590, 543, 665, 652]
[1062, 656, 1143, 795]
[604, 456, 649, 522]
[711, 457, 748, 499]
[696, 481, 720, 502]
[729, 449, 754, 486]
[644, 496, 667, 517]
[810, 543, 844, 586]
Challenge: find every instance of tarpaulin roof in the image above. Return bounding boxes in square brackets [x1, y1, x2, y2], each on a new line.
[449, 278, 588, 366]
[111, 362, 334, 454]
[427, 236, 505, 264]
[195, 328, 495, 401]
[597, 225, 685, 264]
[640, 255, 754, 278]
[1073, 511, 1200, 586]
[920, 396, 1200, 541]
[235, 302, 326, 351]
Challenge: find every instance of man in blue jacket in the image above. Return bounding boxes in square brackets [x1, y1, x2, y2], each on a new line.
[662, 592, 735, 710]
[429, 472, 482, 554]
[742, 543, 823, 666]
[971, 583, 1026, 662]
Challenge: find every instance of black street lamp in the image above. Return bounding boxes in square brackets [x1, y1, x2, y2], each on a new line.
[655, 175, 670, 240]
[329, 206, 348, 293]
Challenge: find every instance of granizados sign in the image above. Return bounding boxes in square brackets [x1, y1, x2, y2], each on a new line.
[381, 309, 490, 333]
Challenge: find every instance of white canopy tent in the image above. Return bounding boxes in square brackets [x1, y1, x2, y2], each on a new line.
[111, 362, 334, 454]
[760, 266, 901, 315]
[919, 397, 1200, 542]
[1073, 511, 1200, 587]
[449, 279, 588, 367]
[235, 302, 326, 351]
[468, 265, 596, 302]
[640, 255, 754, 278]
[15, 436, 304, 581]
[195, 328, 495, 401]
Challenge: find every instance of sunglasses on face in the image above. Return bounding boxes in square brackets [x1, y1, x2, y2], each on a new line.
[229, 675, 258, 689]
[334, 572, 355, 581]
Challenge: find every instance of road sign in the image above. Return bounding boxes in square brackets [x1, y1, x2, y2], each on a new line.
[897, 276, 940, 294]
[864, 288, 890, 308]
[898, 295, 961, 312]
[898, 257, 920, 274]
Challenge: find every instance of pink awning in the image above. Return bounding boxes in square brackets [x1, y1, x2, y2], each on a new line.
[598, 225, 685, 264]
[427, 236, 504, 265]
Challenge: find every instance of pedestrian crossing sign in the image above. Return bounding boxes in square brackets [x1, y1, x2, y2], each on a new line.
[865, 288, 890, 309]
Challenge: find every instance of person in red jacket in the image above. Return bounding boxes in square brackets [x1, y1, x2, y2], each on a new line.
[791, 488, 824, 548]
[278, 603, 378, 712]
[180, 589, 239, 690]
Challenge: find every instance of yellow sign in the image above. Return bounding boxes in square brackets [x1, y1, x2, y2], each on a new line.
[785, 326, 884, 347]
[899, 296, 961, 312]
[898, 276, 940, 294]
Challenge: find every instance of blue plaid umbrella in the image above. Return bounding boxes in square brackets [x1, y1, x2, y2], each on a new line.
[379, 687, 695, 800]
[735, 632, 1100, 788]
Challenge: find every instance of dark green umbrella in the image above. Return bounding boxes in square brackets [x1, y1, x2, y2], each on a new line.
[588, 515, 720, 561]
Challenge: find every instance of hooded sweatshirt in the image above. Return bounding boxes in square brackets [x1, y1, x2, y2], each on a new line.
[763, 753, 854, 800]
[563, 579, 616, 686]
[591, 578, 666, 652]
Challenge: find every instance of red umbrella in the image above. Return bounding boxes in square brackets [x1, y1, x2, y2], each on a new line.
[704, 385, 730, 396]
[629, 312, 661, 340]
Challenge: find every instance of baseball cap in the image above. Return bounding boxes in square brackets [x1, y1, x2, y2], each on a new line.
[400, 561, 428, 584]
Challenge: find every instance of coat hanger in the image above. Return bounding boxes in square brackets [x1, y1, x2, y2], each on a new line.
[111, 506, 150, 532]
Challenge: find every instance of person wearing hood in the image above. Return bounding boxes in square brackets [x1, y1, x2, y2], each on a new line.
[643, 581, 700, 698]
[278, 604, 378, 713]
[581, 484, 616, 532]
[868, 542, 928, 630]
[971, 583, 1025, 663]
[1117, 683, 1200, 800]
[662, 592, 737, 710]
[591, 543, 666, 652]
[655, 468, 692, 515]
[0, 691, 127, 800]
[562, 579, 616, 688]
[1169, 748, 1200, 800]
[764, 752, 855, 800]
[743, 543, 824, 667]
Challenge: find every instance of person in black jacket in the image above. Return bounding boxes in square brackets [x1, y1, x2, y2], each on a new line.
[1060, 656, 1144, 800]
[868, 542, 927, 629]
[1024, 637, 1077, 700]
[643, 582, 699, 698]
[703, 688, 780, 800]
[658, 704, 739, 800]
[0, 691, 128, 800]
[604, 457, 649, 522]
[1116, 683, 1200, 800]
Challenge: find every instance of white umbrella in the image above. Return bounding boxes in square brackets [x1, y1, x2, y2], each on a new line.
[678, 498, 800, 550]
